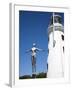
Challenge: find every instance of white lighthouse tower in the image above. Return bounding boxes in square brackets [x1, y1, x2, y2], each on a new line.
[47, 13, 64, 78]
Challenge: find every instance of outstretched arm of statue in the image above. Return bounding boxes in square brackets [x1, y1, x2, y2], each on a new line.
[25, 49, 32, 53]
[36, 48, 49, 52]
[36, 48, 45, 52]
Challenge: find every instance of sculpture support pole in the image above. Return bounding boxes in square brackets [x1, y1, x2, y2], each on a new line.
[32, 56, 36, 78]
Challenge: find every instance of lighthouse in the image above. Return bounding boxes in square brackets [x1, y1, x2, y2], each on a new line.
[47, 13, 64, 78]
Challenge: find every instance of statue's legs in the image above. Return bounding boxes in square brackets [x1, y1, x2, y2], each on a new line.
[34, 57, 36, 73]
[32, 56, 36, 76]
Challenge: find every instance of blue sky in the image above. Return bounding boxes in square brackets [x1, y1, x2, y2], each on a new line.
[19, 10, 64, 77]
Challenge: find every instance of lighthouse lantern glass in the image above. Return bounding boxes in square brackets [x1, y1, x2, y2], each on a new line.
[50, 15, 62, 25]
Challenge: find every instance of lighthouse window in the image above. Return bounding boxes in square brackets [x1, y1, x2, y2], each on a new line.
[48, 49, 49, 54]
[61, 35, 64, 40]
[63, 46, 64, 52]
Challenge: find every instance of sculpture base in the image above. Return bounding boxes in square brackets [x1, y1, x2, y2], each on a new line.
[32, 74, 36, 78]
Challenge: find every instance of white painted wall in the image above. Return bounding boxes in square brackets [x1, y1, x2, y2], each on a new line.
[47, 22, 64, 78]
[47, 30, 64, 78]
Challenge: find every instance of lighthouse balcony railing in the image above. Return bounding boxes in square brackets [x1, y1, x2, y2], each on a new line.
[48, 25, 64, 35]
